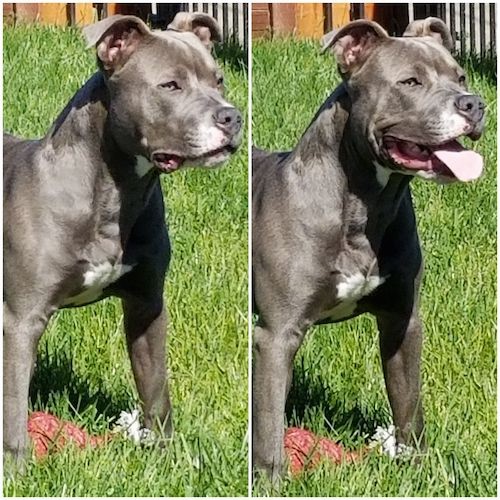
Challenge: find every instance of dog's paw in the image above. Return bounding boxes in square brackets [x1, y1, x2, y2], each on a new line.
[368, 425, 414, 459]
[112, 409, 156, 446]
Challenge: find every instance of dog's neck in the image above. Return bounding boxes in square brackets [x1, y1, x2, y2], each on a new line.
[46, 73, 108, 148]
[37, 72, 159, 243]
[287, 83, 411, 249]
[42, 72, 156, 188]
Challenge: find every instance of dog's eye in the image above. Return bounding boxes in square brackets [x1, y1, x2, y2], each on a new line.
[217, 76, 224, 87]
[458, 74, 467, 85]
[399, 77, 422, 87]
[159, 81, 181, 91]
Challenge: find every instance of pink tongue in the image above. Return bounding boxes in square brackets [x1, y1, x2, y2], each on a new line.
[432, 141, 483, 182]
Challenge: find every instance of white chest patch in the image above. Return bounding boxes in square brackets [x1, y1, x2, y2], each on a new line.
[321, 273, 385, 321]
[64, 262, 134, 306]
[337, 273, 385, 301]
[135, 156, 154, 178]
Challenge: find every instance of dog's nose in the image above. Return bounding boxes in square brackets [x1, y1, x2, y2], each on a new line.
[214, 107, 242, 135]
[454, 94, 485, 123]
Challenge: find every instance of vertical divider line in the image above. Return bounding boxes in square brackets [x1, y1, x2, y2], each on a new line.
[247, 1, 253, 495]
[0, 0, 4, 462]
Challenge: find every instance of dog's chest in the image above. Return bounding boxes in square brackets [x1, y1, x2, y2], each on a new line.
[61, 186, 148, 307]
[63, 259, 134, 307]
[320, 272, 385, 322]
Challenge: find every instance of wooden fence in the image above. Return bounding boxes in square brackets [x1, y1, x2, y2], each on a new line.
[409, 3, 496, 59]
[252, 2, 496, 58]
[183, 3, 248, 51]
[3, 3, 248, 51]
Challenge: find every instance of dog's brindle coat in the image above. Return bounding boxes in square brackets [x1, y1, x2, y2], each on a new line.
[252, 19, 485, 480]
[4, 14, 242, 464]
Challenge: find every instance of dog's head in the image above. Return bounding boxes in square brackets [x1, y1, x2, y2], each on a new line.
[323, 18, 485, 183]
[84, 13, 242, 174]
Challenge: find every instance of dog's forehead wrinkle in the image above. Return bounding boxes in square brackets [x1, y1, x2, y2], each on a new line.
[393, 62, 433, 81]
[384, 37, 457, 71]
[368, 44, 463, 97]
[140, 36, 217, 82]
[153, 30, 217, 72]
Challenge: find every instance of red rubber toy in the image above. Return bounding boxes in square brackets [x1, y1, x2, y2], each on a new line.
[284, 427, 362, 474]
[28, 411, 108, 458]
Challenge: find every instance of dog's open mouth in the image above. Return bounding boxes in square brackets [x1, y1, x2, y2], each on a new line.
[152, 145, 237, 173]
[382, 136, 484, 182]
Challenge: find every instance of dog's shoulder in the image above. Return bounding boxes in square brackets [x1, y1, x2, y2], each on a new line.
[252, 147, 291, 178]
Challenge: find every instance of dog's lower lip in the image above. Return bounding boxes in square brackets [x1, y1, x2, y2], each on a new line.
[192, 144, 236, 159]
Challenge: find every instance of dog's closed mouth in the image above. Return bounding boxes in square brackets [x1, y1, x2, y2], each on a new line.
[152, 145, 237, 173]
[383, 136, 484, 182]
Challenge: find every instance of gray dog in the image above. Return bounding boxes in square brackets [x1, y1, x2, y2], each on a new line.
[4, 13, 242, 465]
[252, 18, 485, 480]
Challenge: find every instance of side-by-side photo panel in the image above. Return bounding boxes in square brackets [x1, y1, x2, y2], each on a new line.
[252, 2, 496, 496]
[4, 2, 248, 496]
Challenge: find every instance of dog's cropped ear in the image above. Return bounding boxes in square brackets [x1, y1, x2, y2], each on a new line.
[83, 15, 150, 72]
[167, 12, 222, 51]
[321, 29, 339, 52]
[322, 20, 389, 75]
[403, 17, 454, 51]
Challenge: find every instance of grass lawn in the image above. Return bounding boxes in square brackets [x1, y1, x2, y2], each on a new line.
[3, 25, 248, 496]
[252, 39, 496, 497]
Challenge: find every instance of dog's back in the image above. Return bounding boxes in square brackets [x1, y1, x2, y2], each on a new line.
[252, 147, 286, 176]
[252, 146, 292, 192]
[3, 133, 41, 201]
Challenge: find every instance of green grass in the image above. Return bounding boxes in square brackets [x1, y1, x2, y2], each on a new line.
[3, 25, 248, 496]
[253, 38, 496, 497]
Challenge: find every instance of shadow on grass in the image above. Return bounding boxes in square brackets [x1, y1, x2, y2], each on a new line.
[285, 360, 386, 440]
[457, 53, 496, 85]
[215, 37, 247, 72]
[29, 350, 131, 422]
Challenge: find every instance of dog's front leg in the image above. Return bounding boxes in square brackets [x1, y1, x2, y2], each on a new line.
[3, 304, 51, 469]
[376, 309, 425, 451]
[122, 297, 172, 438]
[252, 324, 303, 482]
